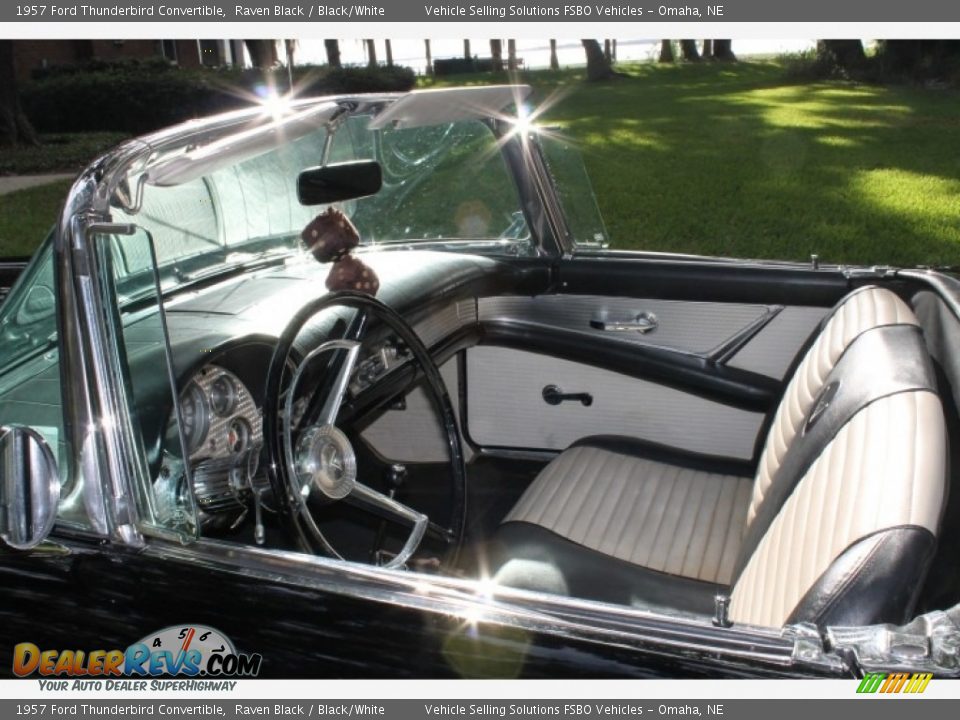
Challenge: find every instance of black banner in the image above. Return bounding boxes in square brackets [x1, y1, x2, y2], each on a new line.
[2, 700, 960, 720]
[3, 0, 959, 23]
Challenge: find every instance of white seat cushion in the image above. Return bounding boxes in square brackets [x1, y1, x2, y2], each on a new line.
[504, 445, 753, 585]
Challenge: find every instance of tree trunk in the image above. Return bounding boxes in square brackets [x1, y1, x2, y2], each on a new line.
[680, 40, 701, 61]
[582, 39, 615, 81]
[507, 39, 518, 70]
[463, 39, 471, 60]
[702, 39, 713, 59]
[385, 39, 393, 67]
[659, 40, 675, 63]
[365, 39, 377, 68]
[324, 39, 342, 68]
[549, 40, 560, 70]
[244, 40, 278, 68]
[0, 40, 38, 147]
[712, 40, 736, 61]
[816, 40, 865, 70]
[604, 40, 612, 63]
[490, 39, 503, 72]
[283, 40, 296, 90]
[424, 39, 433, 75]
[612, 39, 617, 62]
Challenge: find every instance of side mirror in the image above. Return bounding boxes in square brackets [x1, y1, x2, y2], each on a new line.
[0, 425, 60, 550]
[298, 161, 383, 206]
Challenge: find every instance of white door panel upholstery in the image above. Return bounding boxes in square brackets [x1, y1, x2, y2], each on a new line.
[504, 445, 753, 584]
[727, 306, 828, 379]
[466, 346, 764, 459]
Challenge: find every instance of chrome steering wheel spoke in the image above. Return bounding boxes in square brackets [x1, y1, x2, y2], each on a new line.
[345, 482, 428, 569]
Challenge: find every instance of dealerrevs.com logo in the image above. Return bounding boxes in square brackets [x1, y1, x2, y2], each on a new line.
[13, 625, 262, 679]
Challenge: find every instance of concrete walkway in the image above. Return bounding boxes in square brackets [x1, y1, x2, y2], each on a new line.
[0, 173, 74, 195]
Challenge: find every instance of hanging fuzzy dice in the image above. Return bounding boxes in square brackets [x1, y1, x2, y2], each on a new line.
[325, 254, 380, 295]
[301, 207, 380, 295]
[302, 207, 360, 262]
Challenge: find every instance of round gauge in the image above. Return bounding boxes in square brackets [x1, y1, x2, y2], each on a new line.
[226, 417, 252, 455]
[210, 374, 239, 417]
[180, 382, 209, 455]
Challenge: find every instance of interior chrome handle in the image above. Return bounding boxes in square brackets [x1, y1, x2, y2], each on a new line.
[590, 311, 658, 334]
[542, 385, 593, 407]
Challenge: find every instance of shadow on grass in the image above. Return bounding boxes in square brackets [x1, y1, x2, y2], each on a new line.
[524, 62, 960, 267]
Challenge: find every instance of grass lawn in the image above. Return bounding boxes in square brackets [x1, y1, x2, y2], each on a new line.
[0, 180, 71, 257]
[0, 131, 127, 257]
[0, 132, 128, 175]
[425, 62, 960, 267]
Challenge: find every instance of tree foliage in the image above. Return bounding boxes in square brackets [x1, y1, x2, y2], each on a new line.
[816, 40, 865, 71]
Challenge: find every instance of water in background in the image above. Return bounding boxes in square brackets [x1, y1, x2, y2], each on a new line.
[294, 39, 816, 73]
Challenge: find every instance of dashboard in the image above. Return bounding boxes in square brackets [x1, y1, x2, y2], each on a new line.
[140, 249, 542, 533]
[166, 334, 411, 526]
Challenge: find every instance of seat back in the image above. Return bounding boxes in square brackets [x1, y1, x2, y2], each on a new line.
[747, 286, 919, 529]
[728, 287, 947, 627]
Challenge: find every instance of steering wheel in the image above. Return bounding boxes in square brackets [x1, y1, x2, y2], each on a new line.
[263, 291, 467, 569]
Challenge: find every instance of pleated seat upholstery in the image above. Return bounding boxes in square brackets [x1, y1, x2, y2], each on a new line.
[487, 287, 948, 627]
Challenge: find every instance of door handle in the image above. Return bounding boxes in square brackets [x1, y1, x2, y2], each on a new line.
[542, 385, 593, 407]
[590, 311, 658, 334]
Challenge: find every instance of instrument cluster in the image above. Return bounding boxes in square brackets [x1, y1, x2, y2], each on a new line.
[179, 364, 262, 463]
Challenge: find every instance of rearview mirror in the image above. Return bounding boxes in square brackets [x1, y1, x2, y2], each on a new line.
[298, 161, 383, 206]
[0, 425, 60, 549]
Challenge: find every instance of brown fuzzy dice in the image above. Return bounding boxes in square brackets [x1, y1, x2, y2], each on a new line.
[301, 207, 360, 263]
[325, 254, 380, 295]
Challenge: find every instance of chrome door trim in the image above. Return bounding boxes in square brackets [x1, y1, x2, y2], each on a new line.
[143, 536, 820, 673]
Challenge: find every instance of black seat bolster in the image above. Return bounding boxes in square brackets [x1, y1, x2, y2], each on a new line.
[785, 526, 937, 627]
[485, 522, 722, 615]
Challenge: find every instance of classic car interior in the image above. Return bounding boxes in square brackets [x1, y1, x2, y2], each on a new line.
[1, 86, 959, 645]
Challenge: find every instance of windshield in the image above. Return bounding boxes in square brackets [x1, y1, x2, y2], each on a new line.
[111, 113, 531, 301]
[0, 237, 57, 376]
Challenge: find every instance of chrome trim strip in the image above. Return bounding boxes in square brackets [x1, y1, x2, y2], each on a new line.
[143, 537, 801, 669]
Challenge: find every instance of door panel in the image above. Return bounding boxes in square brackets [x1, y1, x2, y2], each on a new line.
[466, 346, 764, 460]
[462, 254, 849, 460]
[478, 295, 773, 356]
[727, 306, 828, 380]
